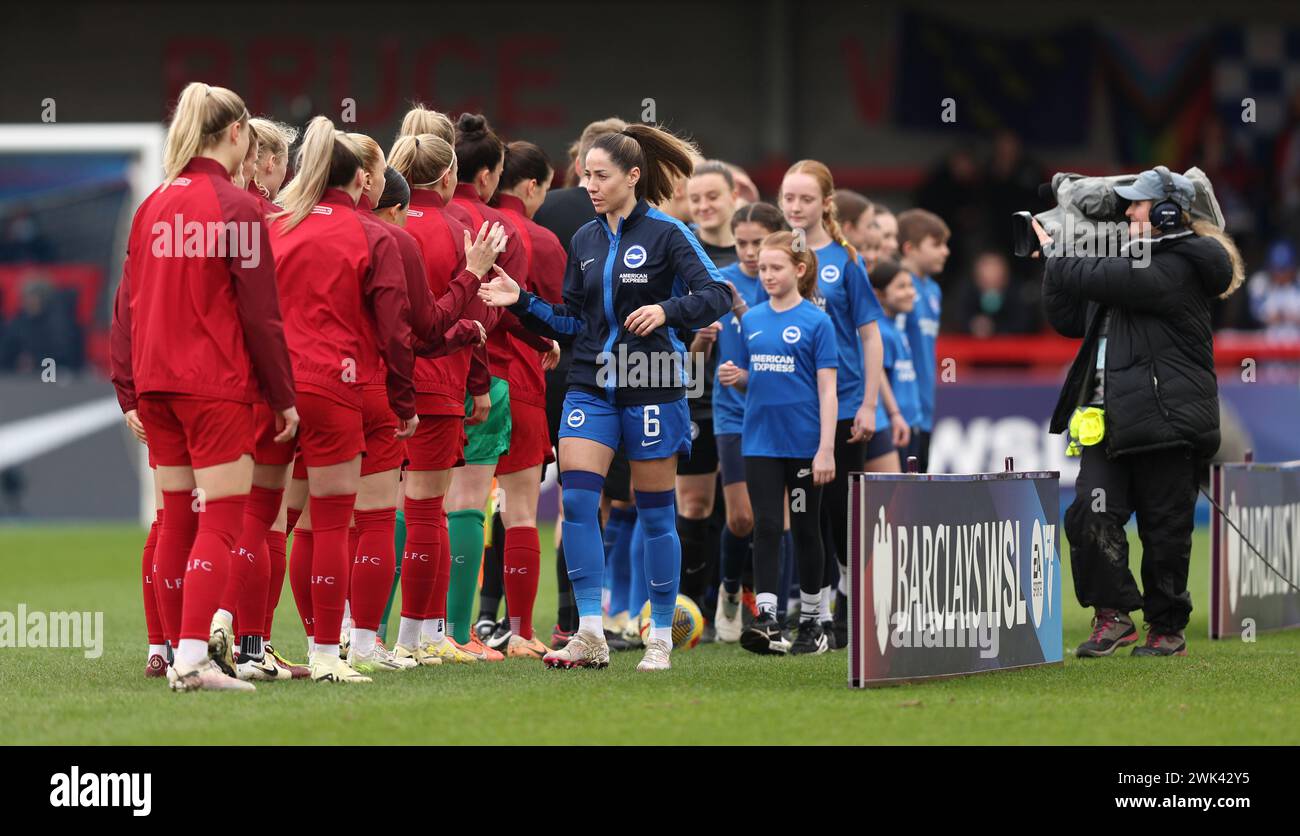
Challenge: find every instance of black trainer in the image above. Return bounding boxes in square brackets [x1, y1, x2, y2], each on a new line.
[604, 629, 632, 652]
[790, 619, 829, 656]
[740, 612, 791, 655]
[473, 618, 496, 643]
[820, 620, 837, 650]
[485, 619, 512, 651]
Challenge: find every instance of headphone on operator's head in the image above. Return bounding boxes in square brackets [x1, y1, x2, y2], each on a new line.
[1151, 165, 1184, 232]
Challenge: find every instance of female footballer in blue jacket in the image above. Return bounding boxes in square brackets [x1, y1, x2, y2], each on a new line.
[478, 124, 732, 671]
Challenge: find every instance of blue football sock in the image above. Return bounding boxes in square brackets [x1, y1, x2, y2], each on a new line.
[605, 506, 636, 616]
[636, 489, 680, 631]
[720, 527, 750, 595]
[560, 471, 605, 619]
[628, 517, 648, 617]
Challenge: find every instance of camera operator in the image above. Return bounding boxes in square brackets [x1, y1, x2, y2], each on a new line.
[1033, 167, 1244, 658]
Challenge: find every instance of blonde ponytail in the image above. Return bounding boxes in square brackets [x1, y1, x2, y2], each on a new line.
[348, 133, 384, 173]
[398, 104, 455, 144]
[249, 117, 297, 161]
[1191, 218, 1246, 299]
[389, 133, 455, 189]
[163, 81, 249, 183]
[274, 116, 363, 232]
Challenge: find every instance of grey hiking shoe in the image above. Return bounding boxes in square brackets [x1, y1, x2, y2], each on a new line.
[1132, 629, 1187, 657]
[1076, 608, 1138, 657]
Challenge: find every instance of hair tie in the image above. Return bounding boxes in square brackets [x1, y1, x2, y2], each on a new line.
[414, 137, 420, 148]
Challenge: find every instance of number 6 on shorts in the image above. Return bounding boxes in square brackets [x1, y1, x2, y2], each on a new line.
[644, 404, 660, 438]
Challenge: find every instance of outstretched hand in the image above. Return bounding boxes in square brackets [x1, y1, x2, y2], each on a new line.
[477, 265, 521, 308]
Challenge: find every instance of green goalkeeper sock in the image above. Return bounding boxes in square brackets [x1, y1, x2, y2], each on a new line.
[446, 508, 486, 644]
[377, 508, 407, 644]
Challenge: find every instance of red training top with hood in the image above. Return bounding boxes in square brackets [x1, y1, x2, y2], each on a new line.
[110, 156, 294, 414]
[356, 194, 483, 395]
[447, 183, 554, 383]
[269, 187, 416, 420]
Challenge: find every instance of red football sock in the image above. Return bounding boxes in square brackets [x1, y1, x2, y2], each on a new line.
[142, 513, 165, 645]
[309, 494, 356, 646]
[229, 485, 283, 638]
[286, 506, 302, 537]
[263, 530, 287, 640]
[432, 504, 451, 621]
[289, 528, 315, 636]
[504, 525, 541, 640]
[400, 496, 441, 621]
[154, 491, 199, 646]
[180, 494, 246, 642]
[351, 508, 396, 631]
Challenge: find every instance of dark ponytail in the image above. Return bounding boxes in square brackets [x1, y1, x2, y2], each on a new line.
[454, 112, 504, 183]
[590, 124, 696, 205]
[499, 141, 552, 191]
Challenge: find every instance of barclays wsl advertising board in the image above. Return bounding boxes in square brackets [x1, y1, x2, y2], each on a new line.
[1210, 461, 1300, 639]
[847, 470, 1063, 687]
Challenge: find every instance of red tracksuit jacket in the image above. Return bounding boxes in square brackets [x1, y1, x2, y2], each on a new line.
[402, 189, 497, 416]
[110, 157, 294, 413]
[495, 193, 565, 409]
[448, 184, 553, 382]
[355, 195, 482, 392]
[269, 188, 415, 420]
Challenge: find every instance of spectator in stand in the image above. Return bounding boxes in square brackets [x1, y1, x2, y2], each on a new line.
[0, 210, 55, 263]
[1247, 241, 1300, 341]
[916, 147, 983, 278]
[956, 251, 1036, 338]
[984, 130, 1047, 279]
[0, 276, 83, 373]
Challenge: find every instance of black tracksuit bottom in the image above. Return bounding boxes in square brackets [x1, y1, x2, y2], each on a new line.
[1064, 443, 1197, 632]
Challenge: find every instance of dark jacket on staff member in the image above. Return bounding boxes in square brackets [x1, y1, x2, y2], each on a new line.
[1042, 231, 1238, 460]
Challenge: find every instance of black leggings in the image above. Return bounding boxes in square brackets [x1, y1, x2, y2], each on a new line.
[744, 457, 823, 599]
[821, 418, 864, 571]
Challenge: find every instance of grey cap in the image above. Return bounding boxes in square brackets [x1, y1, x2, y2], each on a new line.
[1114, 168, 1194, 211]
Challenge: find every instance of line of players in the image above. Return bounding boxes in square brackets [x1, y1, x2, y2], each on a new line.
[117, 83, 951, 689]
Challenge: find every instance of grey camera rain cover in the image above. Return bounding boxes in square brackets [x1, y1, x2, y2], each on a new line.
[1035, 167, 1224, 255]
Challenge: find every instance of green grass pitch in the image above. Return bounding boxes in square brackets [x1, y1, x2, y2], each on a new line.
[2, 523, 1298, 745]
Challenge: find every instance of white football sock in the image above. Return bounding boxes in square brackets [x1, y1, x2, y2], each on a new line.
[756, 592, 779, 616]
[398, 617, 422, 648]
[315, 644, 340, 659]
[352, 628, 377, 658]
[651, 623, 673, 647]
[148, 643, 167, 659]
[422, 618, 446, 644]
[175, 638, 208, 669]
[579, 615, 603, 637]
[800, 591, 820, 623]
